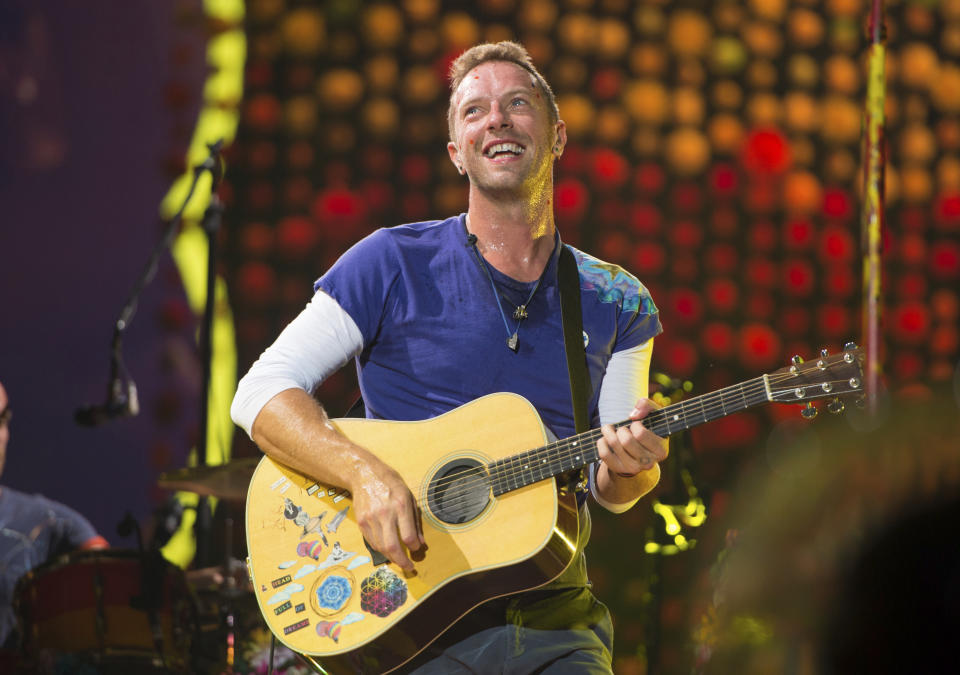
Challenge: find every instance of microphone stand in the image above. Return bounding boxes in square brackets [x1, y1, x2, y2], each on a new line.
[76, 140, 224, 428]
[194, 140, 226, 569]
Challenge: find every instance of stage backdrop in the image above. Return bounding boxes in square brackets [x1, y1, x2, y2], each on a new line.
[220, 1, 960, 672]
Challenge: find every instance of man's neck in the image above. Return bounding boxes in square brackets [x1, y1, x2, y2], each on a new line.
[465, 188, 556, 282]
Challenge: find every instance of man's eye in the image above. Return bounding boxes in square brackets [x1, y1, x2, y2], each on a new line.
[465, 106, 480, 116]
[511, 98, 527, 107]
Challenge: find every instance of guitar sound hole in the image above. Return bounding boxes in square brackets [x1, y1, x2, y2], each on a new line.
[427, 458, 490, 525]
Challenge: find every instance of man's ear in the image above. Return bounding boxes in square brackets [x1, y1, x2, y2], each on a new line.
[447, 141, 465, 175]
[553, 120, 568, 157]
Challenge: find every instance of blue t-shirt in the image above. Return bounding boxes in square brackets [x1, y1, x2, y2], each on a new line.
[0, 487, 99, 647]
[315, 214, 661, 441]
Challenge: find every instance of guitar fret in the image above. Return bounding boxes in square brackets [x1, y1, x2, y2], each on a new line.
[724, 386, 742, 414]
[563, 439, 576, 472]
[490, 459, 510, 496]
[501, 456, 513, 493]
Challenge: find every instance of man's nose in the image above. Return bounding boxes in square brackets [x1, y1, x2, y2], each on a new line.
[486, 102, 511, 129]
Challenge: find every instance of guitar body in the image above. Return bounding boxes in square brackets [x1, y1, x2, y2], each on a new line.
[245, 393, 581, 674]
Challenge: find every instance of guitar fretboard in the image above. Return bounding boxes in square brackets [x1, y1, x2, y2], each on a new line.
[487, 376, 769, 496]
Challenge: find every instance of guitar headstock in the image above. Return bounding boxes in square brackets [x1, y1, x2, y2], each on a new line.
[766, 343, 864, 416]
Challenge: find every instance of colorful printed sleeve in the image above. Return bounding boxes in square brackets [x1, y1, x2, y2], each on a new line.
[572, 247, 662, 352]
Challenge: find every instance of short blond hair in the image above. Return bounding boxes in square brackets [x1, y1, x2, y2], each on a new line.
[447, 41, 559, 141]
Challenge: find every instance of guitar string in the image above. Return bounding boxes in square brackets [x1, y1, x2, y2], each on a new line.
[404, 371, 857, 517]
[411, 368, 851, 501]
[400, 371, 859, 520]
[418, 368, 839, 500]
[407, 377, 765, 503]
[414, 384, 773, 518]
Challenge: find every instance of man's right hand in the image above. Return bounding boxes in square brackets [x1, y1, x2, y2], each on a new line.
[350, 458, 425, 572]
[247, 389, 426, 571]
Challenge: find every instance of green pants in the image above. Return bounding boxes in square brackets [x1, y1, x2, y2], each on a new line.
[402, 586, 614, 675]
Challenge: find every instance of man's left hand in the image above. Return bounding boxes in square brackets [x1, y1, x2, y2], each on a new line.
[596, 398, 668, 477]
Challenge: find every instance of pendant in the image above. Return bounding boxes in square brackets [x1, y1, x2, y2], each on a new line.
[507, 333, 519, 352]
[513, 305, 528, 320]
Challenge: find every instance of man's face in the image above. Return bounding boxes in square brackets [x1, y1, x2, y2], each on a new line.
[447, 61, 565, 197]
[0, 382, 9, 480]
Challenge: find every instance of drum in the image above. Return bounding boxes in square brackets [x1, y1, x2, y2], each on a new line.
[14, 549, 196, 673]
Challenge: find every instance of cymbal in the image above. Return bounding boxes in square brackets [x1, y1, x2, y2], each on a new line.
[158, 457, 260, 501]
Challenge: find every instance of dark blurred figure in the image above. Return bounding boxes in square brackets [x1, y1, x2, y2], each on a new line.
[0, 378, 108, 655]
[821, 495, 960, 674]
[697, 386, 960, 675]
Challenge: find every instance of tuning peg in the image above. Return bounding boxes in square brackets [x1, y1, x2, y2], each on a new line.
[827, 397, 845, 414]
[792, 355, 804, 366]
[801, 402, 818, 419]
[817, 348, 830, 369]
[843, 341, 858, 352]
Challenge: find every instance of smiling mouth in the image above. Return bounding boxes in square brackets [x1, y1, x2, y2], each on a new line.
[483, 142, 525, 158]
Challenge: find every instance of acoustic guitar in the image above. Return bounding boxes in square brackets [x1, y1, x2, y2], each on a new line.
[245, 345, 864, 674]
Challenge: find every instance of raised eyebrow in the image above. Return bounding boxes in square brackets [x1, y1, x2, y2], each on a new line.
[504, 87, 536, 101]
[459, 87, 538, 114]
[458, 96, 484, 114]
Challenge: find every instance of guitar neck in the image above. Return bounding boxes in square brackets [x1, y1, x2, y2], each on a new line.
[488, 376, 770, 497]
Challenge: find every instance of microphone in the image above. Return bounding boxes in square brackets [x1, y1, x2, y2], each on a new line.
[74, 379, 138, 427]
[466, 233, 478, 246]
[198, 138, 225, 189]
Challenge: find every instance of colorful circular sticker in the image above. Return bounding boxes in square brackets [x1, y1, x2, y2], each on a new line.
[309, 566, 355, 618]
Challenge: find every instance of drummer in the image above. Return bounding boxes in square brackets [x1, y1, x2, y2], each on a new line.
[0, 378, 108, 649]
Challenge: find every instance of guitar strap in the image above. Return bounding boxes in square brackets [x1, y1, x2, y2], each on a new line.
[558, 245, 590, 435]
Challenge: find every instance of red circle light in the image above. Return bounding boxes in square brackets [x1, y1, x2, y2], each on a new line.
[702, 322, 735, 359]
[555, 178, 589, 222]
[738, 323, 782, 367]
[935, 192, 960, 228]
[818, 305, 851, 338]
[706, 278, 739, 312]
[634, 163, 665, 193]
[710, 163, 739, 194]
[893, 301, 931, 343]
[742, 128, 790, 175]
[591, 149, 629, 188]
[671, 220, 703, 248]
[631, 243, 666, 275]
[785, 219, 815, 249]
[661, 338, 699, 377]
[670, 288, 703, 324]
[705, 244, 739, 274]
[820, 226, 856, 262]
[630, 204, 662, 235]
[825, 267, 855, 297]
[930, 241, 960, 279]
[277, 216, 318, 256]
[822, 188, 852, 219]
